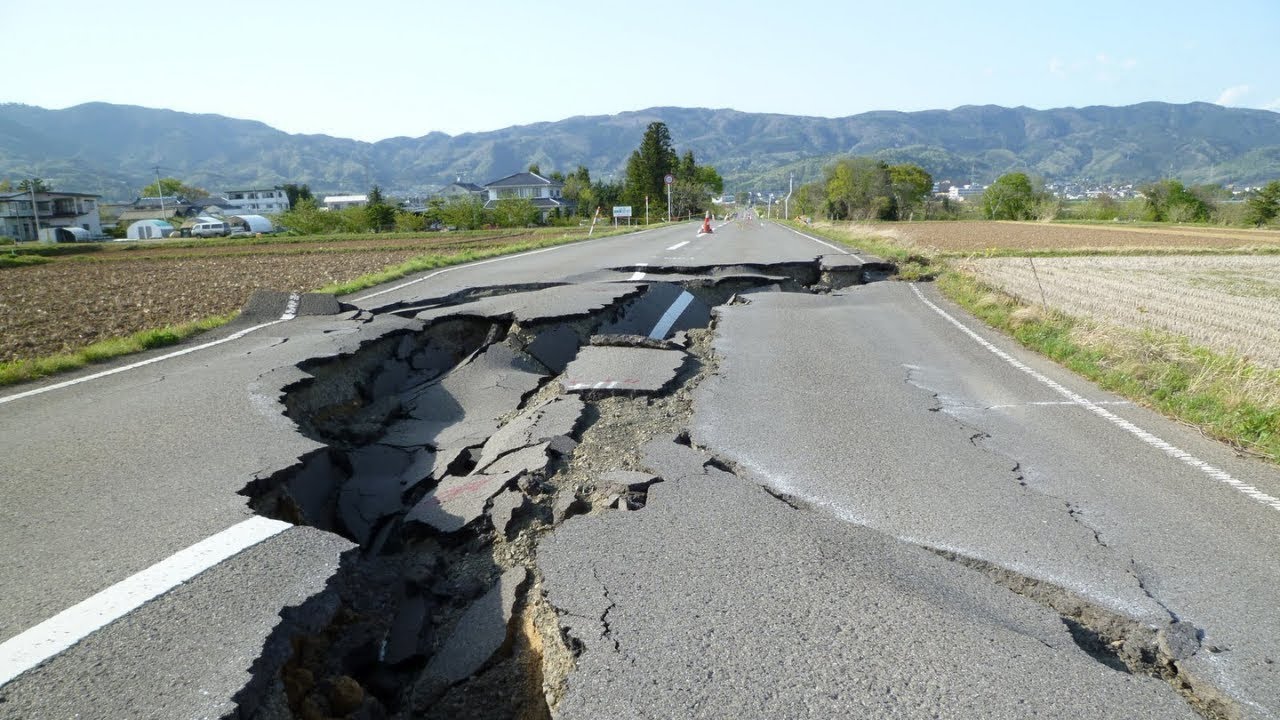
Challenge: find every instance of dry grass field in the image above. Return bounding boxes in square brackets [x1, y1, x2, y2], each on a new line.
[845, 220, 1280, 253]
[958, 255, 1280, 368]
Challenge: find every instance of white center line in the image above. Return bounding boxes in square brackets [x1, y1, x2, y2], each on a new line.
[666, 240, 690, 251]
[649, 291, 695, 339]
[0, 516, 292, 688]
[629, 262, 648, 281]
[912, 285, 1280, 512]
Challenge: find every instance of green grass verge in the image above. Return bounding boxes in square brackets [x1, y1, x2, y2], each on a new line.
[0, 313, 236, 387]
[0, 254, 54, 269]
[937, 270, 1280, 462]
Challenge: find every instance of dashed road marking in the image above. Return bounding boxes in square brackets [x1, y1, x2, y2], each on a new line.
[629, 263, 648, 281]
[666, 240, 690, 251]
[0, 516, 293, 688]
[912, 285, 1280, 512]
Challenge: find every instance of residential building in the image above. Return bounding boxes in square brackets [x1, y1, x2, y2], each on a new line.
[947, 184, 986, 202]
[221, 188, 291, 215]
[115, 196, 198, 225]
[435, 180, 487, 201]
[323, 194, 368, 211]
[482, 172, 574, 220]
[0, 190, 103, 241]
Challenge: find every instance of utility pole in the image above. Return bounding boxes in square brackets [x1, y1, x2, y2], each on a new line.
[153, 166, 166, 216]
[784, 173, 793, 220]
[29, 181, 41, 243]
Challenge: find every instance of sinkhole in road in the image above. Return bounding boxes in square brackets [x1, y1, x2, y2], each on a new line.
[233, 258, 883, 719]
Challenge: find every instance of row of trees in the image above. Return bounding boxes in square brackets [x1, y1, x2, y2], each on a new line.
[978, 174, 1264, 224]
[791, 158, 935, 221]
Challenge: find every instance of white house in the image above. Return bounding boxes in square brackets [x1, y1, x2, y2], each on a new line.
[221, 188, 291, 215]
[482, 172, 574, 220]
[323, 194, 368, 211]
[0, 190, 103, 241]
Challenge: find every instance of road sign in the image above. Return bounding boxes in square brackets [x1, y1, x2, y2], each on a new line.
[612, 206, 633, 218]
[664, 174, 675, 186]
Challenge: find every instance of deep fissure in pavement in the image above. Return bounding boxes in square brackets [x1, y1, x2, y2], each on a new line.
[231, 261, 859, 719]
[230, 256, 1224, 720]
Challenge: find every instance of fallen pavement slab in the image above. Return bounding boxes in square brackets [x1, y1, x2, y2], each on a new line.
[561, 346, 686, 393]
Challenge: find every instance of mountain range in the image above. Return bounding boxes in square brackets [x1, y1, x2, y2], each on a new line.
[2, 101, 1279, 200]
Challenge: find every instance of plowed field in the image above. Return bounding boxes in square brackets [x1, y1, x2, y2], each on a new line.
[0, 230, 577, 365]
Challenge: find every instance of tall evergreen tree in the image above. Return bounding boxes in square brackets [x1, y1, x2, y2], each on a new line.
[624, 122, 677, 208]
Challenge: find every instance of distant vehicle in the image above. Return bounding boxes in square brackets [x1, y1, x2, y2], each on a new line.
[191, 221, 229, 238]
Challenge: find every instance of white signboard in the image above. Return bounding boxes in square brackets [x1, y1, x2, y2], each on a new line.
[612, 205, 633, 218]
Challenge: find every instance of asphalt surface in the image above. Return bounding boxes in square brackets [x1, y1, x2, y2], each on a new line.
[1, 213, 1275, 718]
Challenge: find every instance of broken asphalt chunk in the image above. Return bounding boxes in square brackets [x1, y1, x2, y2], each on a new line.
[413, 283, 643, 325]
[416, 567, 530, 697]
[476, 442, 552, 477]
[562, 346, 686, 394]
[525, 324, 582, 374]
[600, 470, 662, 494]
[403, 342, 547, 448]
[405, 470, 522, 534]
[474, 395, 585, 470]
[338, 445, 415, 545]
[487, 489, 528, 538]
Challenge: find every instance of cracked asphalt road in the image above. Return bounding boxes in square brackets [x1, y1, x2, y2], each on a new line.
[1, 214, 1277, 718]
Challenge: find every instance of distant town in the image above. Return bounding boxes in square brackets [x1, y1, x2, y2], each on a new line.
[1, 174, 1271, 244]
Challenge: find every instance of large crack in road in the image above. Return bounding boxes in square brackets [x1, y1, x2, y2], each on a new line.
[227, 256, 1231, 719]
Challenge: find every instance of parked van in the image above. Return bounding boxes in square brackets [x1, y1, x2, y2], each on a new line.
[191, 221, 229, 238]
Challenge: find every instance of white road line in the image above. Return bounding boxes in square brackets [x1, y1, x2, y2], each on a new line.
[280, 292, 301, 321]
[0, 516, 292, 688]
[912, 285, 1280, 513]
[650, 291, 695, 340]
[629, 263, 648, 281]
[666, 240, 690, 251]
[986, 400, 1133, 410]
[781, 224, 852, 254]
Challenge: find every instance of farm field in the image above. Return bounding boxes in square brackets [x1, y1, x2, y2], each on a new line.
[878, 220, 1280, 253]
[0, 228, 600, 367]
[959, 255, 1280, 368]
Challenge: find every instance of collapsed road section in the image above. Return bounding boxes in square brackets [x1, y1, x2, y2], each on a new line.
[229, 255, 1222, 720]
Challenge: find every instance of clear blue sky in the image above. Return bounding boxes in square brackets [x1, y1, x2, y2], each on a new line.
[4, 0, 1277, 142]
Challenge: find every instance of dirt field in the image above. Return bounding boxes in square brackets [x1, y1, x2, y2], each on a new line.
[870, 221, 1280, 253]
[0, 230, 576, 365]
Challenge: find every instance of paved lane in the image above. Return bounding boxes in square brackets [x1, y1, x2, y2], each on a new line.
[693, 249, 1280, 716]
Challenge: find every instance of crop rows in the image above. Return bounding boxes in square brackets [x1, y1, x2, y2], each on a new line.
[962, 255, 1280, 367]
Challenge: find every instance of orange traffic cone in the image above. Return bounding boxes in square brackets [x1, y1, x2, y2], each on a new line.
[700, 212, 713, 235]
